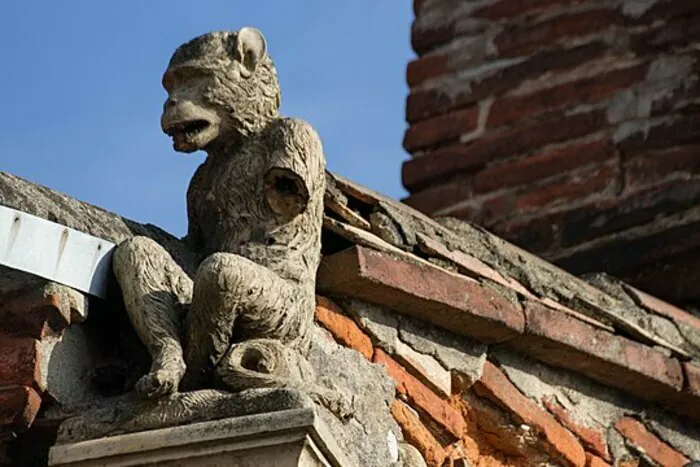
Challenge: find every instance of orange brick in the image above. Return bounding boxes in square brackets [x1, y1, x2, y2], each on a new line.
[474, 361, 586, 467]
[614, 417, 689, 467]
[543, 396, 610, 461]
[586, 453, 611, 467]
[315, 296, 373, 360]
[391, 400, 446, 467]
[375, 348, 464, 440]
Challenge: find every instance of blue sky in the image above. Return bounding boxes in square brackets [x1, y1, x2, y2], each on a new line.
[1, 2, 413, 236]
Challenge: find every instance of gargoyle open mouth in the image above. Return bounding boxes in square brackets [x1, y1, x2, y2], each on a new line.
[164, 119, 210, 140]
[163, 119, 216, 152]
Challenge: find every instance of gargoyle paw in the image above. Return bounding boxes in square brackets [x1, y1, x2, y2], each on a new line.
[135, 363, 185, 399]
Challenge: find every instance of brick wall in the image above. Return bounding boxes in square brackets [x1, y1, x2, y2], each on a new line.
[402, 0, 700, 304]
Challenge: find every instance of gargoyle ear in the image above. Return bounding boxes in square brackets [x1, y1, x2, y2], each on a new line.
[236, 27, 267, 78]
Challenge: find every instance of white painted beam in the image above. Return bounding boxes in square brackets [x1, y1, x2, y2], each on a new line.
[0, 205, 115, 298]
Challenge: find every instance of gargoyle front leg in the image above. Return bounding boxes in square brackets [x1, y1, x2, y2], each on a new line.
[182, 252, 312, 390]
[113, 236, 193, 399]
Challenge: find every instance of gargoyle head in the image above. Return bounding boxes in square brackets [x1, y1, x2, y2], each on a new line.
[160, 28, 281, 153]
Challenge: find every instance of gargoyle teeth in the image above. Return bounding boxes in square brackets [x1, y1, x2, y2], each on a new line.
[165, 119, 210, 137]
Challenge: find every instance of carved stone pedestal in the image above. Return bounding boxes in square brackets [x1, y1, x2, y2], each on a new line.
[48, 408, 349, 467]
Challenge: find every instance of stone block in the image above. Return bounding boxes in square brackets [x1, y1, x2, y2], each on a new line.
[49, 408, 349, 467]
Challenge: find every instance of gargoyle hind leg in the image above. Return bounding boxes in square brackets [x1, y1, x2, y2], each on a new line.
[113, 236, 193, 399]
[182, 252, 312, 390]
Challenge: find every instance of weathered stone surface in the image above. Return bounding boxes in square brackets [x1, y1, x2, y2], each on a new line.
[398, 441, 429, 467]
[343, 298, 487, 392]
[307, 326, 400, 467]
[343, 299, 401, 354]
[399, 317, 487, 391]
[395, 339, 452, 398]
[473, 361, 586, 467]
[55, 388, 316, 444]
[50, 407, 349, 467]
[45, 323, 104, 410]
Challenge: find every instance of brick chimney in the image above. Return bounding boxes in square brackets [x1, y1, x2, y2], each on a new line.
[402, 0, 700, 303]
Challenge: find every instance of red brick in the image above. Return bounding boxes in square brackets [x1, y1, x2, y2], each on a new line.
[413, 0, 426, 15]
[543, 396, 610, 461]
[626, 285, 700, 331]
[391, 400, 446, 467]
[614, 417, 689, 467]
[411, 19, 456, 55]
[407, 54, 449, 88]
[487, 208, 560, 252]
[476, 162, 619, 227]
[631, 13, 700, 53]
[556, 217, 700, 282]
[0, 286, 72, 338]
[514, 161, 618, 212]
[317, 246, 525, 343]
[560, 179, 700, 247]
[314, 296, 373, 360]
[586, 453, 611, 467]
[473, 361, 586, 467]
[0, 385, 42, 435]
[376, 349, 464, 440]
[472, 0, 585, 20]
[508, 301, 687, 411]
[617, 114, 700, 153]
[404, 106, 480, 152]
[0, 336, 42, 389]
[402, 175, 473, 216]
[638, 0, 700, 23]
[494, 9, 624, 57]
[684, 361, 700, 397]
[405, 42, 606, 123]
[620, 247, 700, 306]
[624, 144, 700, 189]
[403, 110, 605, 191]
[487, 66, 645, 128]
[473, 137, 615, 194]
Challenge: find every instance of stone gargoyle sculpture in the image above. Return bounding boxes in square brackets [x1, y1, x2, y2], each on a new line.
[109, 27, 336, 416]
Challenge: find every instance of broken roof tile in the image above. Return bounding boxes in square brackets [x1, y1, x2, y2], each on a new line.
[318, 246, 525, 343]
